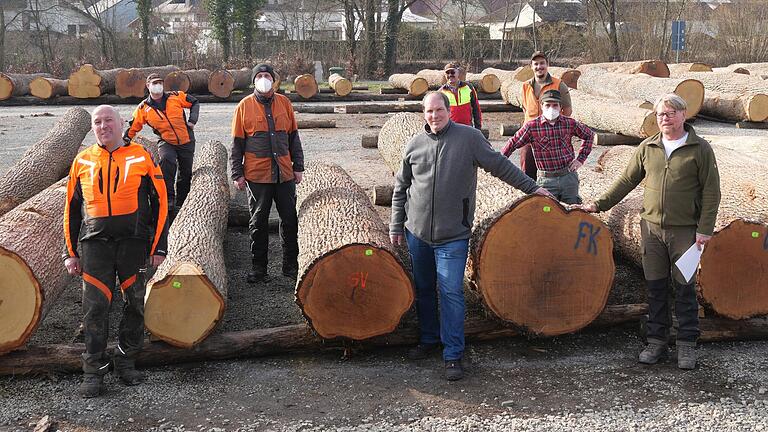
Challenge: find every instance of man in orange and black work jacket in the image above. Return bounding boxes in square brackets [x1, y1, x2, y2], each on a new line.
[124, 73, 199, 215]
[64, 105, 169, 398]
[518, 51, 572, 180]
[438, 62, 482, 129]
[230, 63, 304, 283]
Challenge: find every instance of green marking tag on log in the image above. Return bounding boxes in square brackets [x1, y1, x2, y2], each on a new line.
[173, 281, 182, 289]
[753, 231, 760, 238]
[365, 249, 373, 256]
[543, 206, 551, 213]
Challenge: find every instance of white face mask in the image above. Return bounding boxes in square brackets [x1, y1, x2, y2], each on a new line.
[543, 106, 560, 121]
[254, 77, 273, 94]
[149, 83, 164, 95]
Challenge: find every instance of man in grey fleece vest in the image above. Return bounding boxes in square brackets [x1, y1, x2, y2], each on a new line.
[390, 92, 553, 381]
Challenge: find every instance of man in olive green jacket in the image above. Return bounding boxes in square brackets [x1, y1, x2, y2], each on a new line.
[579, 94, 720, 370]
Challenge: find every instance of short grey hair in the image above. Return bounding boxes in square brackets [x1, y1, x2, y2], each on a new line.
[653, 93, 687, 113]
[423, 91, 450, 111]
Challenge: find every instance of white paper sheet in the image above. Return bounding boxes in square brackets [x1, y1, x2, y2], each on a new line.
[675, 243, 703, 283]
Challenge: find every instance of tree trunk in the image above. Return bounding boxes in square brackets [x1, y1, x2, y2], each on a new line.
[578, 60, 670, 78]
[416, 69, 447, 88]
[388, 74, 428, 96]
[576, 68, 704, 119]
[465, 73, 501, 93]
[295, 162, 413, 340]
[294, 74, 318, 99]
[0, 107, 91, 217]
[672, 71, 768, 97]
[383, 0, 401, 76]
[145, 141, 229, 349]
[699, 91, 768, 123]
[0, 73, 52, 100]
[593, 132, 643, 146]
[547, 67, 581, 89]
[501, 80, 658, 138]
[668, 63, 713, 75]
[498, 124, 521, 136]
[207, 68, 251, 98]
[328, 73, 353, 96]
[115, 66, 180, 99]
[0, 304, 651, 373]
[165, 70, 211, 94]
[361, 134, 379, 148]
[297, 119, 336, 129]
[372, 184, 393, 206]
[28, 77, 68, 99]
[482, 66, 533, 82]
[0, 179, 71, 355]
[67, 65, 124, 98]
[377, 113, 424, 174]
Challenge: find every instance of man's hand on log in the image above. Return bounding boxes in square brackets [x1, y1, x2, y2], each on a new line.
[150, 255, 166, 267]
[233, 177, 246, 191]
[570, 202, 598, 212]
[695, 233, 712, 250]
[390, 233, 404, 246]
[64, 257, 82, 275]
[294, 171, 303, 184]
[533, 187, 555, 199]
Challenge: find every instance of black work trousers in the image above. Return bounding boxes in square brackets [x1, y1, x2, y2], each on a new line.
[246, 180, 299, 269]
[158, 140, 195, 209]
[80, 238, 148, 375]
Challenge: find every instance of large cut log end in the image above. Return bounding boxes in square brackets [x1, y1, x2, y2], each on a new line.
[699, 220, 768, 320]
[642, 111, 660, 137]
[294, 74, 319, 99]
[0, 74, 13, 101]
[296, 244, 413, 340]
[675, 79, 705, 119]
[208, 69, 235, 98]
[472, 195, 615, 336]
[746, 93, 768, 122]
[145, 262, 226, 348]
[0, 248, 42, 355]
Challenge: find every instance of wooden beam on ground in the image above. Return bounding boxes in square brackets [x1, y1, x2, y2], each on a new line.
[361, 134, 379, 148]
[736, 121, 768, 129]
[297, 119, 336, 129]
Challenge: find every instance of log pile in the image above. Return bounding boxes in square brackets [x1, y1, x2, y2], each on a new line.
[482, 66, 533, 82]
[67, 64, 123, 98]
[547, 67, 581, 89]
[0, 107, 91, 217]
[726, 63, 768, 77]
[208, 68, 251, 98]
[295, 162, 413, 340]
[0, 73, 52, 100]
[115, 66, 180, 98]
[165, 69, 211, 94]
[294, 74, 319, 99]
[388, 74, 429, 96]
[416, 69, 447, 88]
[144, 140, 229, 348]
[465, 72, 501, 93]
[668, 63, 713, 75]
[578, 60, 670, 78]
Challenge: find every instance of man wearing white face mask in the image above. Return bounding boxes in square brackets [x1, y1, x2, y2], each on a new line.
[501, 89, 593, 204]
[230, 63, 304, 283]
[125, 73, 200, 218]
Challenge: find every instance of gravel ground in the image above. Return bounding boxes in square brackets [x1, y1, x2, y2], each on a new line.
[0, 103, 766, 432]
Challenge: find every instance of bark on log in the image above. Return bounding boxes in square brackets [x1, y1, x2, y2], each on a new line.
[207, 68, 251, 98]
[673, 71, 768, 98]
[416, 69, 447, 88]
[593, 132, 643, 146]
[482, 66, 533, 82]
[328, 73, 352, 96]
[297, 119, 336, 129]
[388, 74, 429, 96]
[0, 304, 649, 374]
[319, 85, 368, 93]
[165, 69, 211, 94]
[713, 67, 750, 75]
[29, 77, 68, 99]
[465, 72, 501, 93]
[577, 68, 704, 119]
[144, 140, 229, 348]
[0, 179, 71, 355]
[668, 63, 713, 75]
[578, 60, 670, 78]
[547, 67, 581, 89]
[499, 124, 521, 136]
[502, 80, 658, 138]
[699, 90, 768, 122]
[294, 74, 319, 99]
[115, 66, 180, 98]
[377, 113, 425, 173]
[361, 134, 379, 148]
[736, 121, 768, 130]
[0, 107, 91, 217]
[0, 73, 52, 100]
[67, 65, 123, 98]
[372, 184, 394, 206]
[295, 162, 413, 340]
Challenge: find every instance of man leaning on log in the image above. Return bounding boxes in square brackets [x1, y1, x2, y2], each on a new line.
[501, 89, 593, 205]
[230, 63, 304, 283]
[64, 105, 170, 398]
[518, 51, 573, 180]
[576, 94, 721, 370]
[389, 92, 554, 381]
[123, 73, 200, 221]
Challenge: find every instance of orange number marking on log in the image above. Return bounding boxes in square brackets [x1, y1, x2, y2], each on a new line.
[349, 271, 369, 301]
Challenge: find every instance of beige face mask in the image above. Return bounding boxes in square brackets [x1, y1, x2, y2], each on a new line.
[254, 77, 273, 94]
[149, 83, 164, 95]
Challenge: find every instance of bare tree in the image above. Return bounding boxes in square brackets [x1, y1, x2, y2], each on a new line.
[589, 0, 620, 61]
[383, 0, 418, 75]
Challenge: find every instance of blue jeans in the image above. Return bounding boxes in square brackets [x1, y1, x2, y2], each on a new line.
[405, 230, 469, 361]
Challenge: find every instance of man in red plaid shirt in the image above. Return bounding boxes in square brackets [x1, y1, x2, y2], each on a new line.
[501, 89, 594, 204]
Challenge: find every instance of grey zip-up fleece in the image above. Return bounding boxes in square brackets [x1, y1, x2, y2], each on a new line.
[390, 121, 540, 245]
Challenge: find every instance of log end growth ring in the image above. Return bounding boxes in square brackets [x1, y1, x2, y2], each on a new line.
[0, 249, 42, 355]
[699, 220, 768, 320]
[296, 244, 413, 340]
[208, 69, 235, 98]
[474, 196, 615, 336]
[145, 262, 225, 348]
[0, 75, 14, 101]
[675, 79, 705, 119]
[747, 94, 768, 122]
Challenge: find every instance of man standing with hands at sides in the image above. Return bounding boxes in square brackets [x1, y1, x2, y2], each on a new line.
[64, 105, 169, 398]
[124, 73, 199, 219]
[577, 94, 721, 370]
[438, 62, 482, 130]
[519, 51, 572, 180]
[501, 89, 593, 204]
[390, 91, 553, 381]
[230, 63, 305, 283]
